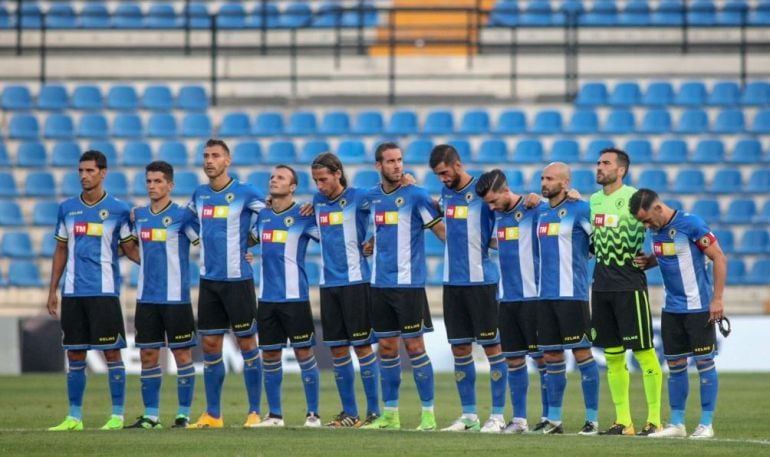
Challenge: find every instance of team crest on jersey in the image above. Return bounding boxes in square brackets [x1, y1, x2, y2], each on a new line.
[558, 208, 567, 218]
[464, 192, 474, 202]
[515, 211, 523, 222]
[615, 199, 625, 209]
[668, 228, 677, 239]
[99, 209, 109, 220]
[162, 216, 172, 227]
[284, 216, 295, 227]
[339, 198, 348, 208]
[225, 193, 235, 203]
[395, 197, 405, 207]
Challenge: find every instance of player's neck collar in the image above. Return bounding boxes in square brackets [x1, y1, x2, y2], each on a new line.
[381, 183, 402, 195]
[150, 200, 173, 216]
[80, 191, 107, 208]
[271, 200, 296, 215]
[328, 186, 347, 202]
[661, 210, 678, 229]
[549, 194, 568, 209]
[507, 195, 523, 213]
[209, 177, 234, 193]
[456, 174, 474, 193]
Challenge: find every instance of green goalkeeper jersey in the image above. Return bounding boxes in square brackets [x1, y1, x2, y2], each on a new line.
[589, 185, 647, 291]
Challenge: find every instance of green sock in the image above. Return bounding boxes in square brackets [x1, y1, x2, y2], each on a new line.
[604, 347, 631, 426]
[633, 348, 662, 427]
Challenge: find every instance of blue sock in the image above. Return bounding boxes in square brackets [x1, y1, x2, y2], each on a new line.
[488, 352, 507, 416]
[535, 357, 548, 419]
[380, 355, 401, 408]
[106, 360, 125, 416]
[668, 364, 689, 425]
[453, 354, 477, 415]
[357, 351, 380, 416]
[242, 349, 262, 414]
[203, 353, 225, 418]
[697, 359, 718, 426]
[545, 359, 567, 422]
[263, 358, 283, 417]
[140, 365, 162, 418]
[508, 360, 529, 420]
[299, 355, 320, 415]
[577, 355, 600, 423]
[176, 362, 195, 418]
[410, 351, 434, 408]
[333, 354, 358, 417]
[66, 360, 87, 420]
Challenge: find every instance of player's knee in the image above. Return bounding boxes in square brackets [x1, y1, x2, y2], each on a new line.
[572, 347, 593, 362]
[450, 343, 472, 357]
[377, 337, 399, 356]
[331, 346, 351, 358]
[103, 349, 122, 363]
[171, 348, 193, 365]
[66, 350, 87, 363]
[140, 349, 160, 367]
[403, 337, 426, 355]
[294, 347, 313, 360]
[694, 357, 714, 368]
[543, 351, 564, 363]
[352, 345, 373, 359]
[236, 335, 257, 352]
[262, 349, 282, 362]
[667, 358, 688, 368]
[506, 356, 525, 367]
[200, 335, 223, 354]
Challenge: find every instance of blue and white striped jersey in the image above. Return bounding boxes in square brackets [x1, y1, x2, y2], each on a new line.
[188, 179, 265, 281]
[537, 199, 592, 301]
[313, 187, 371, 287]
[495, 199, 542, 302]
[134, 202, 200, 304]
[255, 203, 320, 302]
[440, 177, 498, 286]
[54, 193, 134, 297]
[651, 211, 715, 313]
[368, 184, 441, 288]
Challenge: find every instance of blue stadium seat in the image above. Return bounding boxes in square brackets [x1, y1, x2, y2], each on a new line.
[25, 171, 55, 197]
[741, 81, 770, 106]
[1, 232, 34, 258]
[749, 0, 770, 25]
[247, 3, 280, 28]
[489, 0, 518, 26]
[0, 5, 10, 29]
[107, 85, 139, 111]
[278, 3, 312, 28]
[113, 3, 144, 28]
[608, 82, 641, 107]
[710, 229, 733, 254]
[729, 138, 762, 164]
[341, 1, 378, 27]
[642, 81, 674, 107]
[142, 85, 174, 111]
[219, 112, 251, 137]
[638, 109, 672, 134]
[674, 109, 709, 134]
[232, 142, 262, 166]
[122, 142, 153, 167]
[530, 110, 562, 134]
[253, 112, 284, 136]
[422, 110, 454, 135]
[493, 110, 527, 134]
[446, 138, 472, 163]
[185, 3, 211, 29]
[0, 201, 24, 225]
[671, 169, 705, 194]
[458, 110, 490, 135]
[352, 170, 380, 188]
[0, 144, 7, 168]
[76, 114, 108, 140]
[172, 172, 199, 196]
[754, 201, 770, 223]
[217, 3, 247, 29]
[717, 0, 749, 26]
[104, 172, 129, 197]
[32, 201, 59, 226]
[46, 4, 77, 29]
[16, 142, 47, 167]
[675, 81, 708, 107]
[8, 260, 43, 287]
[664, 198, 684, 211]
[147, 113, 177, 138]
[51, 142, 80, 167]
[9, 114, 39, 140]
[319, 111, 351, 136]
[476, 139, 508, 163]
[503, 169, 525, 193]
[579, 0, 617, 25]
[712, 109, 745, 133]
[745, 260, 770, 285]
[748, 110, 770, 134]
[565, 110, 599, 134]
[336, 139, 368, 164]
[625, 139, 653, 163]
[312, 3, 342, 28]
[618, 0, 651, 25]
[404, 139, 434, 164]
[145, 3, 180, 28]
[80, 3, 111, 28]
[512, 139, 543, 163]
[157, 142, 188, 166]
[636, 169, 669, 192]
[90, 141, 117, 165]
[575, 82, 608, 107]
[300, 140, 330, 162]
[688, 0, 717, 25]
[422, 173, 443, 194]
[550, 139, 580, 162]
[519, 0, 554, 26]
[691, 139, 724, 164]
[708, 81, 740, 106]
[601, 110, 635, 134]
[61, 172, 81, 197]
[247, 171, 271, 191]
[652, 0, 684, 26]
[352, 111, 384, 135]
[112, 113, 143, 138]
[37, 84, 68, 111]
[582, 139, 614, 163]
[709, 168, 742, 193]
[735, 229, 769, 254]
[721, 199, 756, 224]
[745, 169, 770, 193]
[72, 85, 103, 111]
[385, 110, 418, 136]
[266, 141, 296, 164]
[655, 139, 688, 163]
[528, 170, 543, 193]
[571, 169, 597, 194]
[43, 113, 75, 140]
[181, 113, 212, 138]
[1, 85, 32, 111]
[295, 170, 313, 194]
[724, 258, 745, 284]
[131, 172, 145, 196]
[176, 85, 208, 111]
[19, 3, 42, 29]
[286, 111, 318, 136]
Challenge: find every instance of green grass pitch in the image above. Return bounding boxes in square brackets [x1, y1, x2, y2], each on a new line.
[0, 372, 768, 456]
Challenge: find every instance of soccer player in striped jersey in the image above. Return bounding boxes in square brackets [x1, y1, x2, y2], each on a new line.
[535, 162, 600, 435]
[310, 152, 380, 428]
[475, 169, 548, 434]
[429, 146, 507, 433]
[123, 161, 200, 429]
[629, 189, 726, 439]
[187, 139, 265, 429]
[250, 165, 322, 427]
[361, 143, 445, 431]
[47, 150, 137, 431]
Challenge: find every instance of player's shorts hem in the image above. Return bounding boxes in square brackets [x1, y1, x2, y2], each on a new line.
[663, 352, 692, 361]
[260, 343, 287, 351]
[503, 350, 529, 358]
[693, 351, 718, 361]
[448, 337, 475, 345]
[373, 330, 401, 339]
[290, 338, 316, 349]
[323, 338, 351, 348]
[232, 321, 258, 337]
[351, 335, 375, 347]
[168, 340, 197, 349]
[62, 344, 90, 351]
[529, 351, 544, 358]
[198, 328, 231, 336]
[402, 329, 429, 339]
[91, 336, 127, 351]
[136, 342, 165, 349]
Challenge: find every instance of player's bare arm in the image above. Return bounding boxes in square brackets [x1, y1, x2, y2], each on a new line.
[46, 240, 68, 318]
[703, 242, 727, 322]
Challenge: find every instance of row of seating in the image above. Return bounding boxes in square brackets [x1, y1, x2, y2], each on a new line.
[576, 81, 770, 107]
[1, 84, 208, 112]
[0, 2, 378, 30]
[490, 0, 770, 27]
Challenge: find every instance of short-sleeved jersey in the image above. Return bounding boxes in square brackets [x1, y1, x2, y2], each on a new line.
[590, 185, 647, 291]
[54, 193, 133, 297]
[313, 187, 371, 287]
[134, 202, 200, 304]
[538, 199, 593, 300]
[651, 211, 716, 313]
[495, 199, 542, 302]
[440, 177, 498, 285]
[255, 203, 320, 302]
[188, 179, 265, 281]
[368, 184, 441, 288]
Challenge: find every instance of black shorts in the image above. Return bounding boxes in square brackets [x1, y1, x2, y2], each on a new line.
[134, 303, 196, 349]
[61, 296, 126, 351]
[537, 300, 592, 351]
[320, 283, 374, 348]
[370, 287, 434, 339]
[499, 300, 540, 357]
[443, 284, 499, 346]
[197, 279, 258, 337]
[591, 290, 654, 350]
[257, 301, 316, 350]
[661, 310, 717, 361]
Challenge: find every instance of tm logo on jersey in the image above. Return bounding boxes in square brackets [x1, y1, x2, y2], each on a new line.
[538, 223, 560, 236]
[74, 222, 103, 237]
[446, 205, 468, 219]
[374, 211, 399, 225]
[593, 213, 619, 228]
[262, 230, 288, 243]
[319, 212, 343, 226]
[497, 227, 519, 241]
[202, 205, 229, 218]
[653, 242, 676, 256]
[140, 228, 167, 242]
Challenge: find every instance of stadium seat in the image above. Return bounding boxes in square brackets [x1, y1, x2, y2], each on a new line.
[319, 111, 351, 136]
[642, 81, 674, 107]
[51, 142, 80, 167]
[385, 110, 419, 136]
[582, 139, 614, 163]
[37, 84, 68, 111]
[352, 111, 384, 135]
[512, 139, 543, 163]
[8, 260, 43, 288]
[571, 169, 597, 194]
[40, 233, 58, 256]
[32, 200, 59, 226]
[651, 0, 684, 26]
[725, 259, 746, 285]
[72, 85, 103, 111]
[422, 110, 454, 135]
[112, 113, 144, 139]
[745, 169, 770, 193]
[145, 3, 180, 28]
[674, 109, 709, 134]
[0, 144, 7, 168]
[476, 139, 509, 163]
[0, 201, 24, 225]
[691, 139, 725, 164]
[113, 3, 144, 28]
[301, 140, 330, 163]
[181, 113, 212, 138]
[721, 199, 756, 224]
[503, 169, 525, 193]
[147, 113, 178, 138]
[1, 85, 32, 111]
[519, 0, 554, 26]
[122, 142, 153, 167]
[172, 172, 199, 196]
[17, 142, 47, 167]
[446, 139, 472, 163]
[712, 109, 745, 133]
[636, 169, 669, 192]
[754, 201, 770, 223]
[565, 110, 599, 134]
[266, 141, 296, 164]
[286, 111, 318, 136]
[185, 3, 211, 29]
[247, 3, 281, 28]
[352, 170, 380, 189]
[664, 198, 684, 211]
[550, 139, 580, 162]
[655, 139, 688, 163]
[25, 172, 56, 197]
[675, 81, 708, 107]
[232, 142, 262, 166]
[749, 0, 770, 26]
[745, 260, 770, 285]
[131, 172, 145, 196]
[157, 142, 188, 166]
[422, 172, 443, 194]
[43, 113, 75, 140]
[19, 3, 42, 29]
[89, 142, 117, 165]
[608, 82, 641, 107]
[528, 170, 543, 193]
[247, 171, 271, 191]
[1, 232, 34, 258]
[104, 172, 129, 197]
[219, 112, 251, 137]
[748, 110, 770, 134]
[253, 112, 284, 136]
[176, 85, 208, 111]
[709, 168, 743, 194]
[688, 0, 717, 26]
[710, 229, 733, 254]
[46, 4, 77, 29]
[60, 172, 81, 197]
[341, 1, 378, 27]
[458, 110, 490, 135]
[735, 229, 769, 254]
[493, 110, 527, 135]
[404, 139, 434, 164]
[581, 1, 618, 26]
[278, 3, 312, 28]
[141, 85, 174, 111]
[708, 81, 741, 106]
[312, 2, 343, 27]
[489, 0, 518, 26]
[295, 170, 313, 194]
[690, 199, 721, 224]
[107, 85, 139, 111]
[0, 172, 18, 197]
[217, 3, 247, 28]
[601, 110, 635, 134]
[575, 82, 608, 107]
[9, 114, 39, 140]
[625, 139, 653, 163]
[80, 3, 111, 28]
[717, 0, 749, 26]
[728, 139, 762, 163]
[638, 109, 672, 134]
[741, 81, 770, 106]
[671, 169, 705, 194]
[530, 110, 562, 134]
[336, 140, 368, 164]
